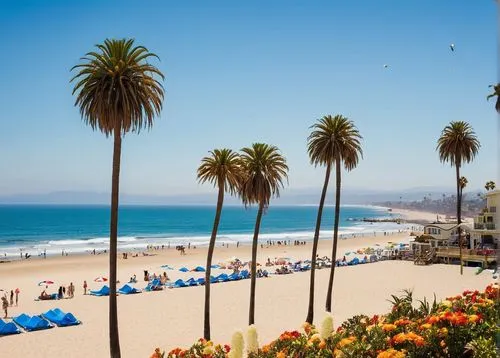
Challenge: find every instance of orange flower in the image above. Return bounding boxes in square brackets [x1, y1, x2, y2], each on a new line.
[419, 323, 431, 330]
[318, 340, 326, 349]
[338, 336, 356, 348]
[440, 340, 446, 348]
[382, 324, 397, 332]
[427, 316, 439, 324]
[468, 314, 480, 323]
[276, 351, 286, 358]
[377, 348, 406, 358]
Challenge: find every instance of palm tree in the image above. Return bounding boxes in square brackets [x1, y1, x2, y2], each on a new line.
[315, 116, 363, 315]
[487, 84, 500, 113]
[197, 149, 243, 340]
[437, 121, 479, 275]
[485, 181, 496, 191]
[240, 143, 288, 325]
[304, 115, 363, 323]
[71, 39, 164, 358]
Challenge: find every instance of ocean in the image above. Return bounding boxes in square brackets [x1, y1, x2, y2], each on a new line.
[0, 204, 408, 259]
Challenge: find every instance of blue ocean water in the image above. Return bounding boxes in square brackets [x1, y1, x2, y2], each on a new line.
[0, 205, 405, 258]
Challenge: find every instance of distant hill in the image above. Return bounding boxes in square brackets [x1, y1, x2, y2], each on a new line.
[0, 186, 482, 206]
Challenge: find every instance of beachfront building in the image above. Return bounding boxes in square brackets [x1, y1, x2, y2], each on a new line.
[471, 189, 500, 250]
[421, 222, 472, 249]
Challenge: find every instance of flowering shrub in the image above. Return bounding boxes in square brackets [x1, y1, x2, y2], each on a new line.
[160, 284, 499, 357]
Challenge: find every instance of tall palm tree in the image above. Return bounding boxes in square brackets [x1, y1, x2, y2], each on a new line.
[487, 84, 500, 113]
[197, 149, 243, 340]
[71, 39, 164, 358]
[240, 143, 288, 325]
[437, 121, 479, 275]
[309, 116, 364, 315]
[485, 181, 496, 191]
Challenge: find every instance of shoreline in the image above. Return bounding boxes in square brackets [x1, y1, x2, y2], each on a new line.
[0, 231, 494, 358]
[0, 204, 432, 261]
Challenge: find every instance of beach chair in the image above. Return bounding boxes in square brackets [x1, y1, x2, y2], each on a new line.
[89, 285, 110, 296]
[173, 279, 188, 288]
[210, 264, 220, 269]
[144, 279, 163, 292]
[13, 313, 53, 332]
[215, 273, 229, 282]
[0, 319, 21, 335]
[185, 277, 198, 286]
[196, 277, 205, 285]
[118, 284, 142, 295]
[227, 272, 240, 281]
[239, 270, 249, 279]
[42, 308, 81, 327]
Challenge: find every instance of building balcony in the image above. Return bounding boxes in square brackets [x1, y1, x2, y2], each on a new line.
[474, 223, 496, 230]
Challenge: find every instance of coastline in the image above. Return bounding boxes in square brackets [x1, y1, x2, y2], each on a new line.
[1, 228, 495, 357]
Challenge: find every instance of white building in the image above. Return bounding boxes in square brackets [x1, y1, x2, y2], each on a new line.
[472, 190, 500, 249]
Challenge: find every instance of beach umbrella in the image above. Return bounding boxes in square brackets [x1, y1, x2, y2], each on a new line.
[94, 276, 108, 282]
[38, 280, 54, 286]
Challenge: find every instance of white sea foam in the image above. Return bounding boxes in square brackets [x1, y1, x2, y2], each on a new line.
[0, 221, 423, 260]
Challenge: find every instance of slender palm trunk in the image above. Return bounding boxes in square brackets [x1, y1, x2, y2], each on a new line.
[109, 124, 122, 358]
[249, 202, 264, 325]
[305, 163, 331, 324]
[204, 185, 224, 340]
[325, 160, 341, 312]
[456, 164, 463, 275]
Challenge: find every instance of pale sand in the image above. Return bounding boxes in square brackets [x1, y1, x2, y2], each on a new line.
[0, 227, 494, 357]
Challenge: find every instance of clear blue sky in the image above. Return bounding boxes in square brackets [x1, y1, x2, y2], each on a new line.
[0, 0, 497, 197]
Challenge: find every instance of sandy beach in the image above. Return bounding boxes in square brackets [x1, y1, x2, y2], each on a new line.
[0, 216, 494, 357]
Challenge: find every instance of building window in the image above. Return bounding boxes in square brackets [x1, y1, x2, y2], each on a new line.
[489, 207, 496, 213]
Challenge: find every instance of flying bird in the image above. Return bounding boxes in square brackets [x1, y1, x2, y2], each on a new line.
[383, 64, 389, 68]
[450, 43, 455, 52]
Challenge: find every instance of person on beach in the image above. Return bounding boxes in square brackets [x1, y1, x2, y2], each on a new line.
[15, 288, 19, 306]
[9, 290, 14, 306]
[1, 295, 8, 318]
[83, 280, 88, 295]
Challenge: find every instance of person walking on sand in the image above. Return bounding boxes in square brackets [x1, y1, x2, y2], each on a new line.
[15, 288, 20, 306]
[9, 290, 14, 306]
[2, 296, 8, 318]
[83, 280, 87, 295]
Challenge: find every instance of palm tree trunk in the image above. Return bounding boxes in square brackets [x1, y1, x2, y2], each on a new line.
[109, 124, 122, 358]
[305, 163, 331, 324]
[249, 202, 264, 325]
[456, 164, 463, 275]
[204, 185, 224, 340]
[325, 160, 341, 312]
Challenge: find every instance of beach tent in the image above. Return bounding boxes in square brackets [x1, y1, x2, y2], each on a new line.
[179, 267, 189, 272]
[173, 279, 187, 288]
[42, 308, 81, 327]
[210, 264, 220, 269]
[13, 314, 53, 332]
[89, 285, 110, 296]
[160, 264, 174, 270]
[0, 319, 21, 335]
[117, 284, 141, 295]
[193, 266, 205, 272]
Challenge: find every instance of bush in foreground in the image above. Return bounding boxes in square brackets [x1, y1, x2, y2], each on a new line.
[154, 284, 499, 358]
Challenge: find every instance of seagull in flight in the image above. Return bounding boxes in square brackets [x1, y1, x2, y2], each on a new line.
[383, 64, 389, 69]
[450, 43, 455, 52]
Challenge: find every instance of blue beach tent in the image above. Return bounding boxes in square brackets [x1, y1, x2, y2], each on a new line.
[89, 285, 110, 296]
[13, 314, 53, 332]
[173, 279, 187, 288]
[118, 284, 141, 295]
[193, 266, 205, 272]
[0, 319, 21, 335]
[42, 308, 81, 327]
[179, 267, 189, 272]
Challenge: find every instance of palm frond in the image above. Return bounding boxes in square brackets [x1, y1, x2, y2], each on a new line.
[70, 38, 165, 136]
[197, 149, 244, 196]
[307, 114, 363, 171]
[436, 121, 480, 167]
[239, 143, 289, 209]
